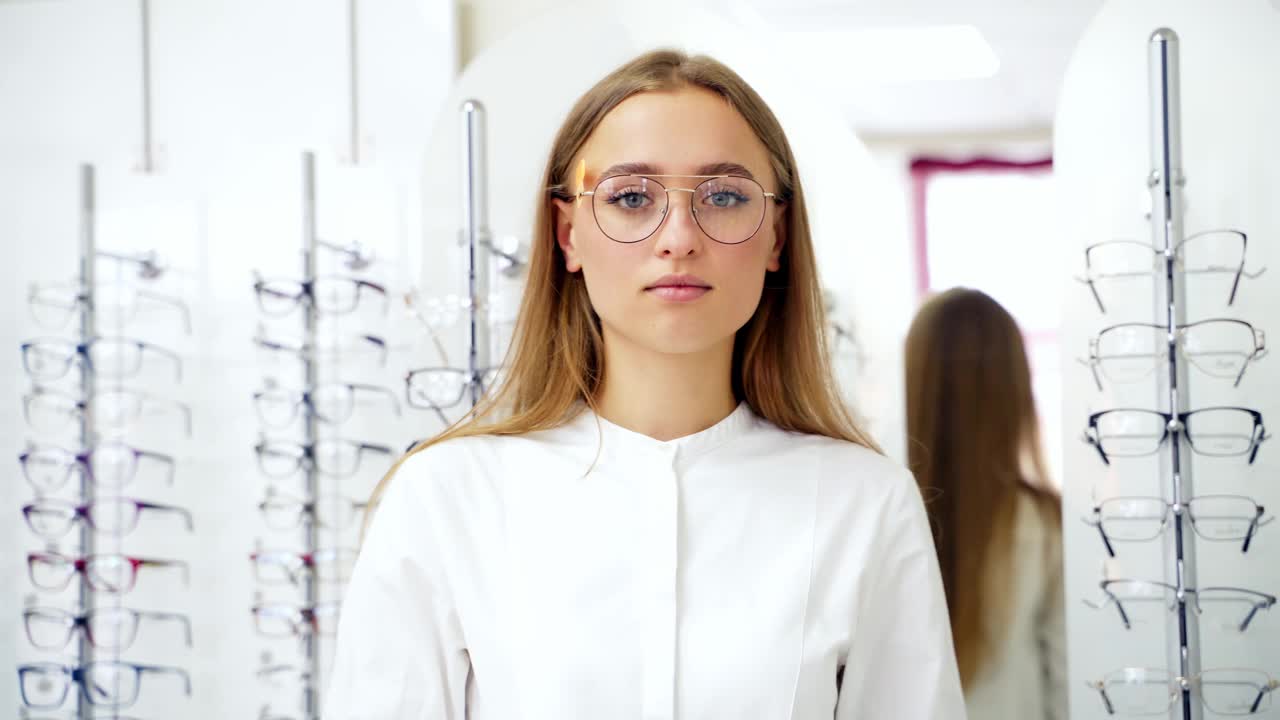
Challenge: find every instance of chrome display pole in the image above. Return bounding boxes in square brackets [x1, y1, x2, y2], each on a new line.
[461, 100, 491, 406]
[138, 0, 155, 172]
[300, 151, 321, 718]
[347, 0, 361, 165]
[76, 164, 97, 720]
[1148, 28, 1200, 720]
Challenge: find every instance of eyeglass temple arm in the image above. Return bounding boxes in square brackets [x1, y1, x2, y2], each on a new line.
[1242, 512, 1257, 553]
[358, 334, 388, 366]
[1249, 425, 1268, 464]
[138, 501, 194, 531]
[1112, 596, 1132, 630]
[136, 341, 184, 381]
[1238, 597, 1273, 633]
[134, 447, 177, 485]
[1078, 355, 1105, 392]
[143, 394, 194, 437]
[131, 288, 192, 335]
[1075, 271, 1108, 314]
[1234, 359, 1250, 388]
[1083, 429, 1111, 465]
[138, 610, 194, 646]
[348, 382, 401, 413]
[356, 279, 390, 315]
[135, 664, 192, 695]
[1086, 511, 1118, 557]
[1086, 681, 1116, 715]
[1081, 590, 1133, 630]
[1250, 680, 1278, 714]
[360, 442, 394, 456]
[179, 400, 193, 436]
[141, 558, 190, 586]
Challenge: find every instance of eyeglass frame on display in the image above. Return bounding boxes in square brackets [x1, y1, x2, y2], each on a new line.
[22, 606, 193, 652]
[257, 492, 369, 532]
[405, 365, 504, 411]
[1076, 229, 1267, 314]
[20, 336, 184, 384]
[1083, 578, 1277, 632]
[16, 661, 191, 710]
[252, 271, 389, 317]
[252, 379, 401, 429]
[254, 437, 393, 479]
[250, 602, 341, 638]
[27, 552, 190, 594]
[1082, 318, 1267, 390]
[1083, 406, 1269, 465]
[250, 548, 358, 585]
[253, 327, 389, 368]
[27, 282, 192, 334]
[1085, 494, 1271, 557]
[1086, 666, 1279, 716]
[22, 497, 194, 540]
[19, 441, 176, 493]
[22, 385, 193, 438]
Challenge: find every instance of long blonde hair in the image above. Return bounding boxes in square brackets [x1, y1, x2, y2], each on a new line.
[368, 49, 878, 513]
[904, 287, 1061, 687]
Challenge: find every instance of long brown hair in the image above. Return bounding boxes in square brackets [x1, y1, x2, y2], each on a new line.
[904, 287, 1060, 687]
[365, 49, 879, 514]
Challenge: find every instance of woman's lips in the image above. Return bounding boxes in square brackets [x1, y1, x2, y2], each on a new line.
[645, 286, 711, 302]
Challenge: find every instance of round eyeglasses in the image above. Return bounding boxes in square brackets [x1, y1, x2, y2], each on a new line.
[578, 174, 781, 245]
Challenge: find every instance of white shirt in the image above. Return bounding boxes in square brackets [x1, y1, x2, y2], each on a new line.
[325, 402, 966, 720]
[963, 491, 1067, 720]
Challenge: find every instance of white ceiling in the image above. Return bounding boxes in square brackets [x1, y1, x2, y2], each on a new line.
[722, 0, 1106, 138]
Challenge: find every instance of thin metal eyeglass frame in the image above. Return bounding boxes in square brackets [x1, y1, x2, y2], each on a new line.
[577, 174, 783, 245]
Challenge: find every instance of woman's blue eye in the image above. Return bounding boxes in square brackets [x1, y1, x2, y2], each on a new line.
[606, 190, 652, 209]
[703, 190, 748, 208]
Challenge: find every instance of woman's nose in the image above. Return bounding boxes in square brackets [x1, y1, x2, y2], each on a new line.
[652, 190, 707, 257]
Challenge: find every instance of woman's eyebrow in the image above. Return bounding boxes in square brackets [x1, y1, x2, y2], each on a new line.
[595, 161, 758, 180]
[695, 162, 756, 180]
[597, 161, 661, 178]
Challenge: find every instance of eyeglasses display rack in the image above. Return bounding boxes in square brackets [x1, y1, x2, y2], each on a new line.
[299, 151, 322, 720]
[250, 151, 406, 719]
[404, 100, 523, 430]
[250, 153, 330, 720]
[1079, 30, 1278, 720]
[16, 164, 194, 717]
[463, 99, 493, 411]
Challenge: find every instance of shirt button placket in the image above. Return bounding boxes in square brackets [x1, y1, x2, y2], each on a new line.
[640, 445, 680, 720]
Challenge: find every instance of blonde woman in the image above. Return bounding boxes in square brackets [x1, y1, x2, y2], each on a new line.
[326, 50, 964, 719]
[905, 287, 1066, 720]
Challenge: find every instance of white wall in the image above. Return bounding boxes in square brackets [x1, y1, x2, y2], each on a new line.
[1055, 1, 1280, 718]
[1, 1, 456, 717]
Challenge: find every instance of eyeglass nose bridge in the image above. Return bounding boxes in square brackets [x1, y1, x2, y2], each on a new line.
[654, 186, 699, 215]
[647, 186, 710, 243]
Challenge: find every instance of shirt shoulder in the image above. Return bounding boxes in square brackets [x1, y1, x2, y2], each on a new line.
[779, 428, 916, 498]
[380, 433, 495, 509]
[744, 423, 921, 534]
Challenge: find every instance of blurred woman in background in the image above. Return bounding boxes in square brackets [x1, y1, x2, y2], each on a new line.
[905, 287, 1066, 720]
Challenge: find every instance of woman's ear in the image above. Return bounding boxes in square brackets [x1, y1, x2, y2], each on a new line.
[766, 203, 787, 272]
[552, 198, 583, 273]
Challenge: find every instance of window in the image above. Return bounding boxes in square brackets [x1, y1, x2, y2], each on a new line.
[911, 157, 1064, 487]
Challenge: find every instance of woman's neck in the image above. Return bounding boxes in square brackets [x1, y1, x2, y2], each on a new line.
[594, 330, 737, 442]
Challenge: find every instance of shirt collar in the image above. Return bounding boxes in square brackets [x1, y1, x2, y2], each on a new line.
[562, 400, 757, 463]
